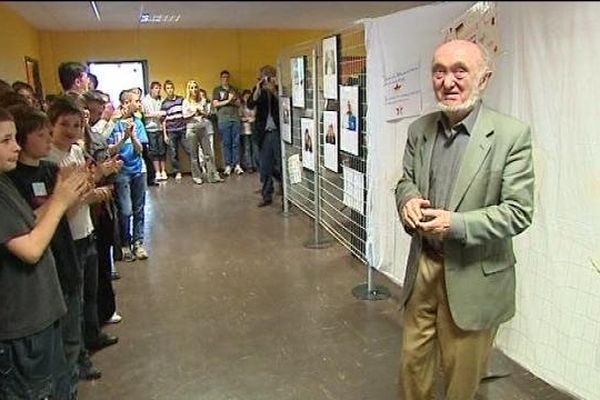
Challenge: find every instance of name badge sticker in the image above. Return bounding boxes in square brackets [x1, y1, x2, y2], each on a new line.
[32, 182, 48, 197]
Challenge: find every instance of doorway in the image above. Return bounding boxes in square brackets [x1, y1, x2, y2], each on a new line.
[87, 60, 148, 107]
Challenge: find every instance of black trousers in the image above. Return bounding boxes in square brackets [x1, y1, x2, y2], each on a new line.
[74, 235, 99, 347]
[259, 129, 282, 202]
[142, 143, 156, 185]
[93, 203, 117, 325]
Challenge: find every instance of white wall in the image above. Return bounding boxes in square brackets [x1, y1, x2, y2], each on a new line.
[366, 2, 600, 399]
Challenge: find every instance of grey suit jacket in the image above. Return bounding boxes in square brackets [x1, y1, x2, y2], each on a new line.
[395, 105, 535, 331]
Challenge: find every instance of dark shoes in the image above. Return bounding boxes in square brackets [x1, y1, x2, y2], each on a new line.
[79, 352, 102, 381]
[111, 271, 121, 281]
[258, 199, 273, 207]
[87, 332, 119, 352]
[79, 363, 102, 380]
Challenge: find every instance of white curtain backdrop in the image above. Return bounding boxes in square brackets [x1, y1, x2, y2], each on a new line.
[365, 2, 600, 399]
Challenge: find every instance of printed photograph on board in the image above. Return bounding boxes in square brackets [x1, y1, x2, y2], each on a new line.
[339, 85, 359, 156]
[280, 96, 292, 144]
[322, 36, 338, 100]
[323, 111, 339, 172]
[301, 117, 315, 171]
[291, 56, 305, 108]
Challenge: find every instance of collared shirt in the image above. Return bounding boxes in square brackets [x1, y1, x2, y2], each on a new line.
[423, 101, 481, 254]
[429, 102, 480, 210]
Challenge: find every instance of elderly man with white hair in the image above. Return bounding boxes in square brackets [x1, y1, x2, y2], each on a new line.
[395, 39, 535, 399]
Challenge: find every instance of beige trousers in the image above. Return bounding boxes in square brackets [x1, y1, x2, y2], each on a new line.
[400, 253, 496, 400]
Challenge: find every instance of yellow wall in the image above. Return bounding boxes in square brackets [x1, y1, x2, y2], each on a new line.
[0, 3, 40, 83]
[39, 28, 327, 96]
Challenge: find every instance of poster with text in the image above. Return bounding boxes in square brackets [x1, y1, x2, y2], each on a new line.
[300, 118, 315, 171]
[323, 111, 339, 172]
[342, 166, 365, 213]
[280, 97, 292, 144]
[339, 85, 360, 156]
[384, 63, 421, 121]
[288, 154, 302, 184]
[322, 36, 338, 100]
[291, 56, 305, 108]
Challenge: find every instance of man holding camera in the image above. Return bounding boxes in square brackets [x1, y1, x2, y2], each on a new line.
[247, 65, 282, 207]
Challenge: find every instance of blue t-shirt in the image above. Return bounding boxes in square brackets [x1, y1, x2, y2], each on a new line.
[108, 118, 148, 176]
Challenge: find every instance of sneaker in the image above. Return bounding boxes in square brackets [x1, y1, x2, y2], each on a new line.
[234, 164, 244, 175]
[121, 246, 136, 262]
[162, 171, 169, 180]
[132, 241, 148, 260]
[175, 172, 182, 181]
[107, 312, 122, 324]
[193, 177, 203, 185]
[223, 166, 232, 176]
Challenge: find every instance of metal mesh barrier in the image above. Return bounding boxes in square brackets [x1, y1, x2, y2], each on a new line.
[277, 41, 318, 219]
[278, 26, 368, 262]
[317, 27, 367, 263]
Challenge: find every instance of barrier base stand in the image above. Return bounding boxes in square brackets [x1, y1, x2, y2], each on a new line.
[303, 237, 334, 249]
[352, 283, 391, 301]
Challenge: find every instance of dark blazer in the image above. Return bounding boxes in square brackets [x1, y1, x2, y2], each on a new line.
[247, 86, 280, 147]
[395, 105, 535, 331]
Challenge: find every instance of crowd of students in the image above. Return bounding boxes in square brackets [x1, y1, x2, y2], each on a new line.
[0, 60, 280, 399]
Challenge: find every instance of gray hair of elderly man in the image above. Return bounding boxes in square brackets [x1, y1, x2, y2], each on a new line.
[436, 39, 494, 81]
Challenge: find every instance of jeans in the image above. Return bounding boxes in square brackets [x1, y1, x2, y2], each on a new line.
[167, 129, 190, 174]
[114, 173, 146, 246]
[260, 129, 282, 202]
[241, 134, 259, 171]
[218, 120, 241, 167]
[186, 121, 219, 182]
[0, 321, 67, 400]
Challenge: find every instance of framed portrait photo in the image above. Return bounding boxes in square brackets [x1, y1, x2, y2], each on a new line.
[322, 36, 338, 100]
[339, 85, 360, 156]
[24, 56, 44, 100]
[323, 111, 339, 172]
[291, 56, 305, 108]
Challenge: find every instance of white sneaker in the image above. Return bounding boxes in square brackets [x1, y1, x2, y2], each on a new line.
[107, 312, 122, 324]
[223, 166, 232, 176]
[234, 165, 244, 175]
[175, 172, 182, 181]
[159, 171, 168, 181]
[193, 177, 203, 185]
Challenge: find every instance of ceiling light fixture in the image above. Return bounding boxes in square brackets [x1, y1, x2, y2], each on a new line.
[90, 1, 101, 21]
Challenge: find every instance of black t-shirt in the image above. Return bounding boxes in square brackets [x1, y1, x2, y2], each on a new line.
[7, 161, 81, 296]
[0, 173, 66, 341]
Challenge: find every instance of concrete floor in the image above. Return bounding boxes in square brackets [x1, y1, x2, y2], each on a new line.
[80, 174, 575, 400]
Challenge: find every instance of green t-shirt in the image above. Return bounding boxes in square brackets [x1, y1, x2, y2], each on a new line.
[212, 85, 240, 123]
